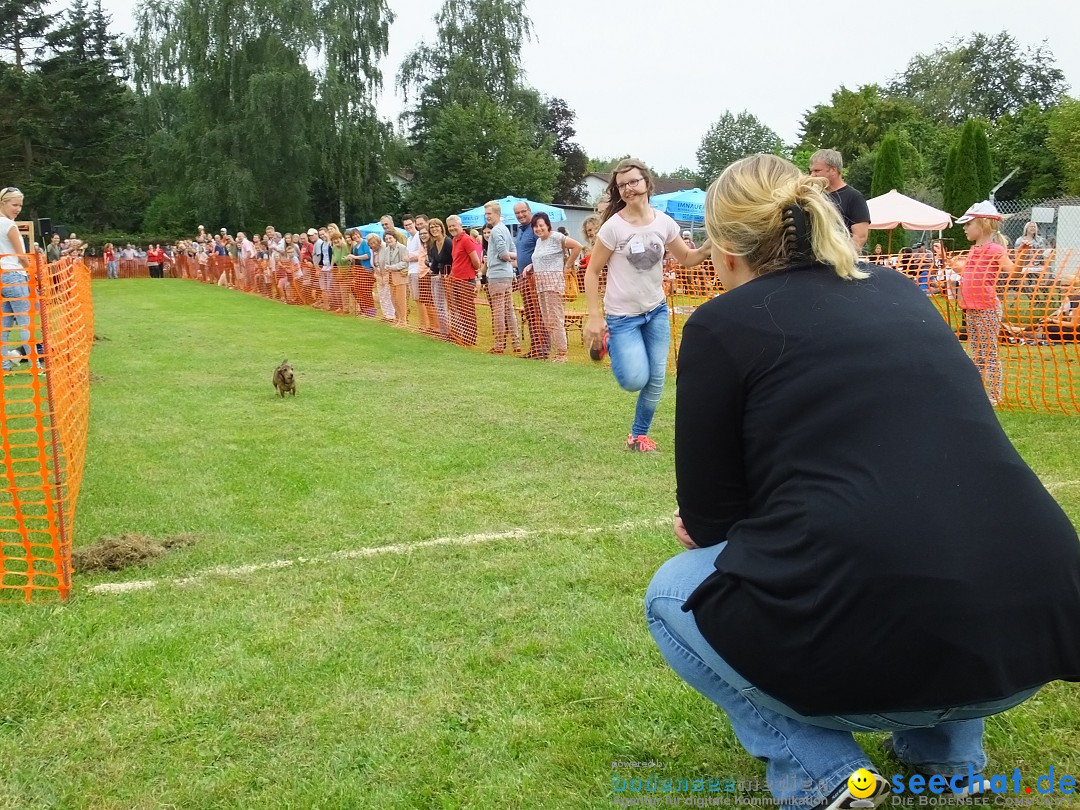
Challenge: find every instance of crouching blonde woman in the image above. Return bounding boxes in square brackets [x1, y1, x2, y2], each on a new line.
[645, 154, 1080, 810]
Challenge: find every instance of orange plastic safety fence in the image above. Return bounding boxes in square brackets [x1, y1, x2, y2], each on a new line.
[667, 251, 1080, 414]
[96, 248, 1080, 414]
[1, 255, 92, 601]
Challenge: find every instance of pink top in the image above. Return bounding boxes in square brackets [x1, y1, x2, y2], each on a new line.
[959, 242, 1005, 310]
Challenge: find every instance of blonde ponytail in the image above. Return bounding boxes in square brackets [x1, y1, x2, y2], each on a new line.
[705, 154, 867, 281]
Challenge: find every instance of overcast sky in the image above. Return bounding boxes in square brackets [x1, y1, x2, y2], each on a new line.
[101, 0, 1078, 173]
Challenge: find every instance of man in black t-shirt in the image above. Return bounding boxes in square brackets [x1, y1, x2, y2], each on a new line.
[810, 149, 870, 251]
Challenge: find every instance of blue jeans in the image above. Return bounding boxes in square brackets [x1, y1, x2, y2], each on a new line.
[2, 270, 31, 367]
[607, 301, 669, 437]
[645, 546, 1040, 806]
[107, 260, 118, 279]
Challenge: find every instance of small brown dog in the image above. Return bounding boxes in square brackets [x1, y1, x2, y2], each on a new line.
[273, 359, 296, 397]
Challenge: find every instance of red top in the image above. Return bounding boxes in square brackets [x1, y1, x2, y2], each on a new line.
[960, 242, 1005, 311]
[300, 242, 313, 263]
[451, 233, 479, 280]
[147, 248, 165, 264]
[103, 248, 114, 262]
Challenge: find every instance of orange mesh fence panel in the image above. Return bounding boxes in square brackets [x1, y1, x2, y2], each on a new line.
[1, 255, 92, 602]
[665, 258, 720, 367]
[87, 256, 150, 279]
[663, 252, 1080, 414]
[106, 245, 1080, 414]
[994, 248, 1080, 414]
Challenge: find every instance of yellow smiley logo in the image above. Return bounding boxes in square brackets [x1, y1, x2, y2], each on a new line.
[848, 768, 878, 799]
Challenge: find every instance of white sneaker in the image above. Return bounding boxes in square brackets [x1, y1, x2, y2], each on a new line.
[819, 768, 890, 810]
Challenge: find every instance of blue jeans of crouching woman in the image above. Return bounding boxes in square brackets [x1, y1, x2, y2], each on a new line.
[1, 270, 31, 369]
[645, 545, 1040, 807]
[607, 301, 669, 437]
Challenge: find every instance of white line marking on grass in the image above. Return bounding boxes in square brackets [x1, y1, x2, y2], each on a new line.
[87, 518, 666, 595]
[1043, 479, 1080, 493]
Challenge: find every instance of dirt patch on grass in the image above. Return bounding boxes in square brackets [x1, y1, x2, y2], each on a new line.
[72, 533, 198, 573]
[93, 334, 111, 342]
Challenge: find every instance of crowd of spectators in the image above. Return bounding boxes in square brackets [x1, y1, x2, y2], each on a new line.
[66, 206, 1076, 365]
[93, 210, 595, 359]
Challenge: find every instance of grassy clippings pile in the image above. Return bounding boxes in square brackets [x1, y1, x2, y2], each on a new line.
[72, 533, 197, 573]
[0, 279, 1076, 810]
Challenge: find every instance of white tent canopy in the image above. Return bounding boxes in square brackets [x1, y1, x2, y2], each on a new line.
[866, 189, 952, 231]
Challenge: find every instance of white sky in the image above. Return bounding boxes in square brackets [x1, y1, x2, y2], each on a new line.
[102, 0, 1079, 173]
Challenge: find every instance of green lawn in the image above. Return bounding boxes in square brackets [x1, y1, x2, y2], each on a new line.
[0, 280, 1077, 809]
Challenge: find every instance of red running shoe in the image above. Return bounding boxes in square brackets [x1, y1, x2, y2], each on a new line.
[626, 434, 658, 453]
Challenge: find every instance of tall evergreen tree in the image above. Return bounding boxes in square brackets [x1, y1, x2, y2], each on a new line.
[10, 0, 143, 231]
[942, 121, 981, 246]
[0, 0, 53, 191]
[972, 120, 994, 199]
[868, 132, 906, 252]
[0, 0, 50, 70]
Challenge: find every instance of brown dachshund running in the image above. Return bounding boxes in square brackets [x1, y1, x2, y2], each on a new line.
[273, 359, 296, 397]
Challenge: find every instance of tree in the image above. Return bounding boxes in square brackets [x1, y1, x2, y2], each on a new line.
[0, 0, 50, 70]
[942, 121, 981, 246]
[991, 104, 1063, 199]
[972, 120, 994, 199]
[587, 155, 635, 174]
[542, 97, 588, 205]
[868, 132, 906, 252]
[1047, 98, 1080, 196]
[890, 32, 1066, 124]
[5, 0, 146, 231]
[313, 0, 395, 224]
[130, 0, 394, 231]
[660, 166, 701, 186]
[407, 99, 559, 216]
[397, 0, 532, 147]
[397, 0, 552, 205]
[697, 110, 783, 184]
[799, 85, 928, 164]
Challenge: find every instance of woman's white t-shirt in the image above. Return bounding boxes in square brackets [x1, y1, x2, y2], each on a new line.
[597, 210, 679, 316]
[531, 232, 567, 294]
[0, 216, 26, 271]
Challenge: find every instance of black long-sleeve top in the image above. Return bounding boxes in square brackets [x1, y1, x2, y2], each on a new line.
[677, 262, 1080, 716]
[428, 239, 453, 275]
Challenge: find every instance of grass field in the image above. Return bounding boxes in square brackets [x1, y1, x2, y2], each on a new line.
[1, 279, 1078, 809]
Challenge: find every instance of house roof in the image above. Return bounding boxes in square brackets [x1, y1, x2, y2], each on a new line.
[584, 172, 697, 196]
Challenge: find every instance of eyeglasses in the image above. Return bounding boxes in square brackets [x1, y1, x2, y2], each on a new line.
[0, 187, 22, 199]
[616, 177, 644, 191]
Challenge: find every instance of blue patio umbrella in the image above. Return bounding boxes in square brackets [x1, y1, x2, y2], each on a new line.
[458, 196, 566, 228]
[650, 188, 706, 223]
[345, 222, 386, 236]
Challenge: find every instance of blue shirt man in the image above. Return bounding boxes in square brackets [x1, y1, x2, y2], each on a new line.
[512, 201, 536, 276]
